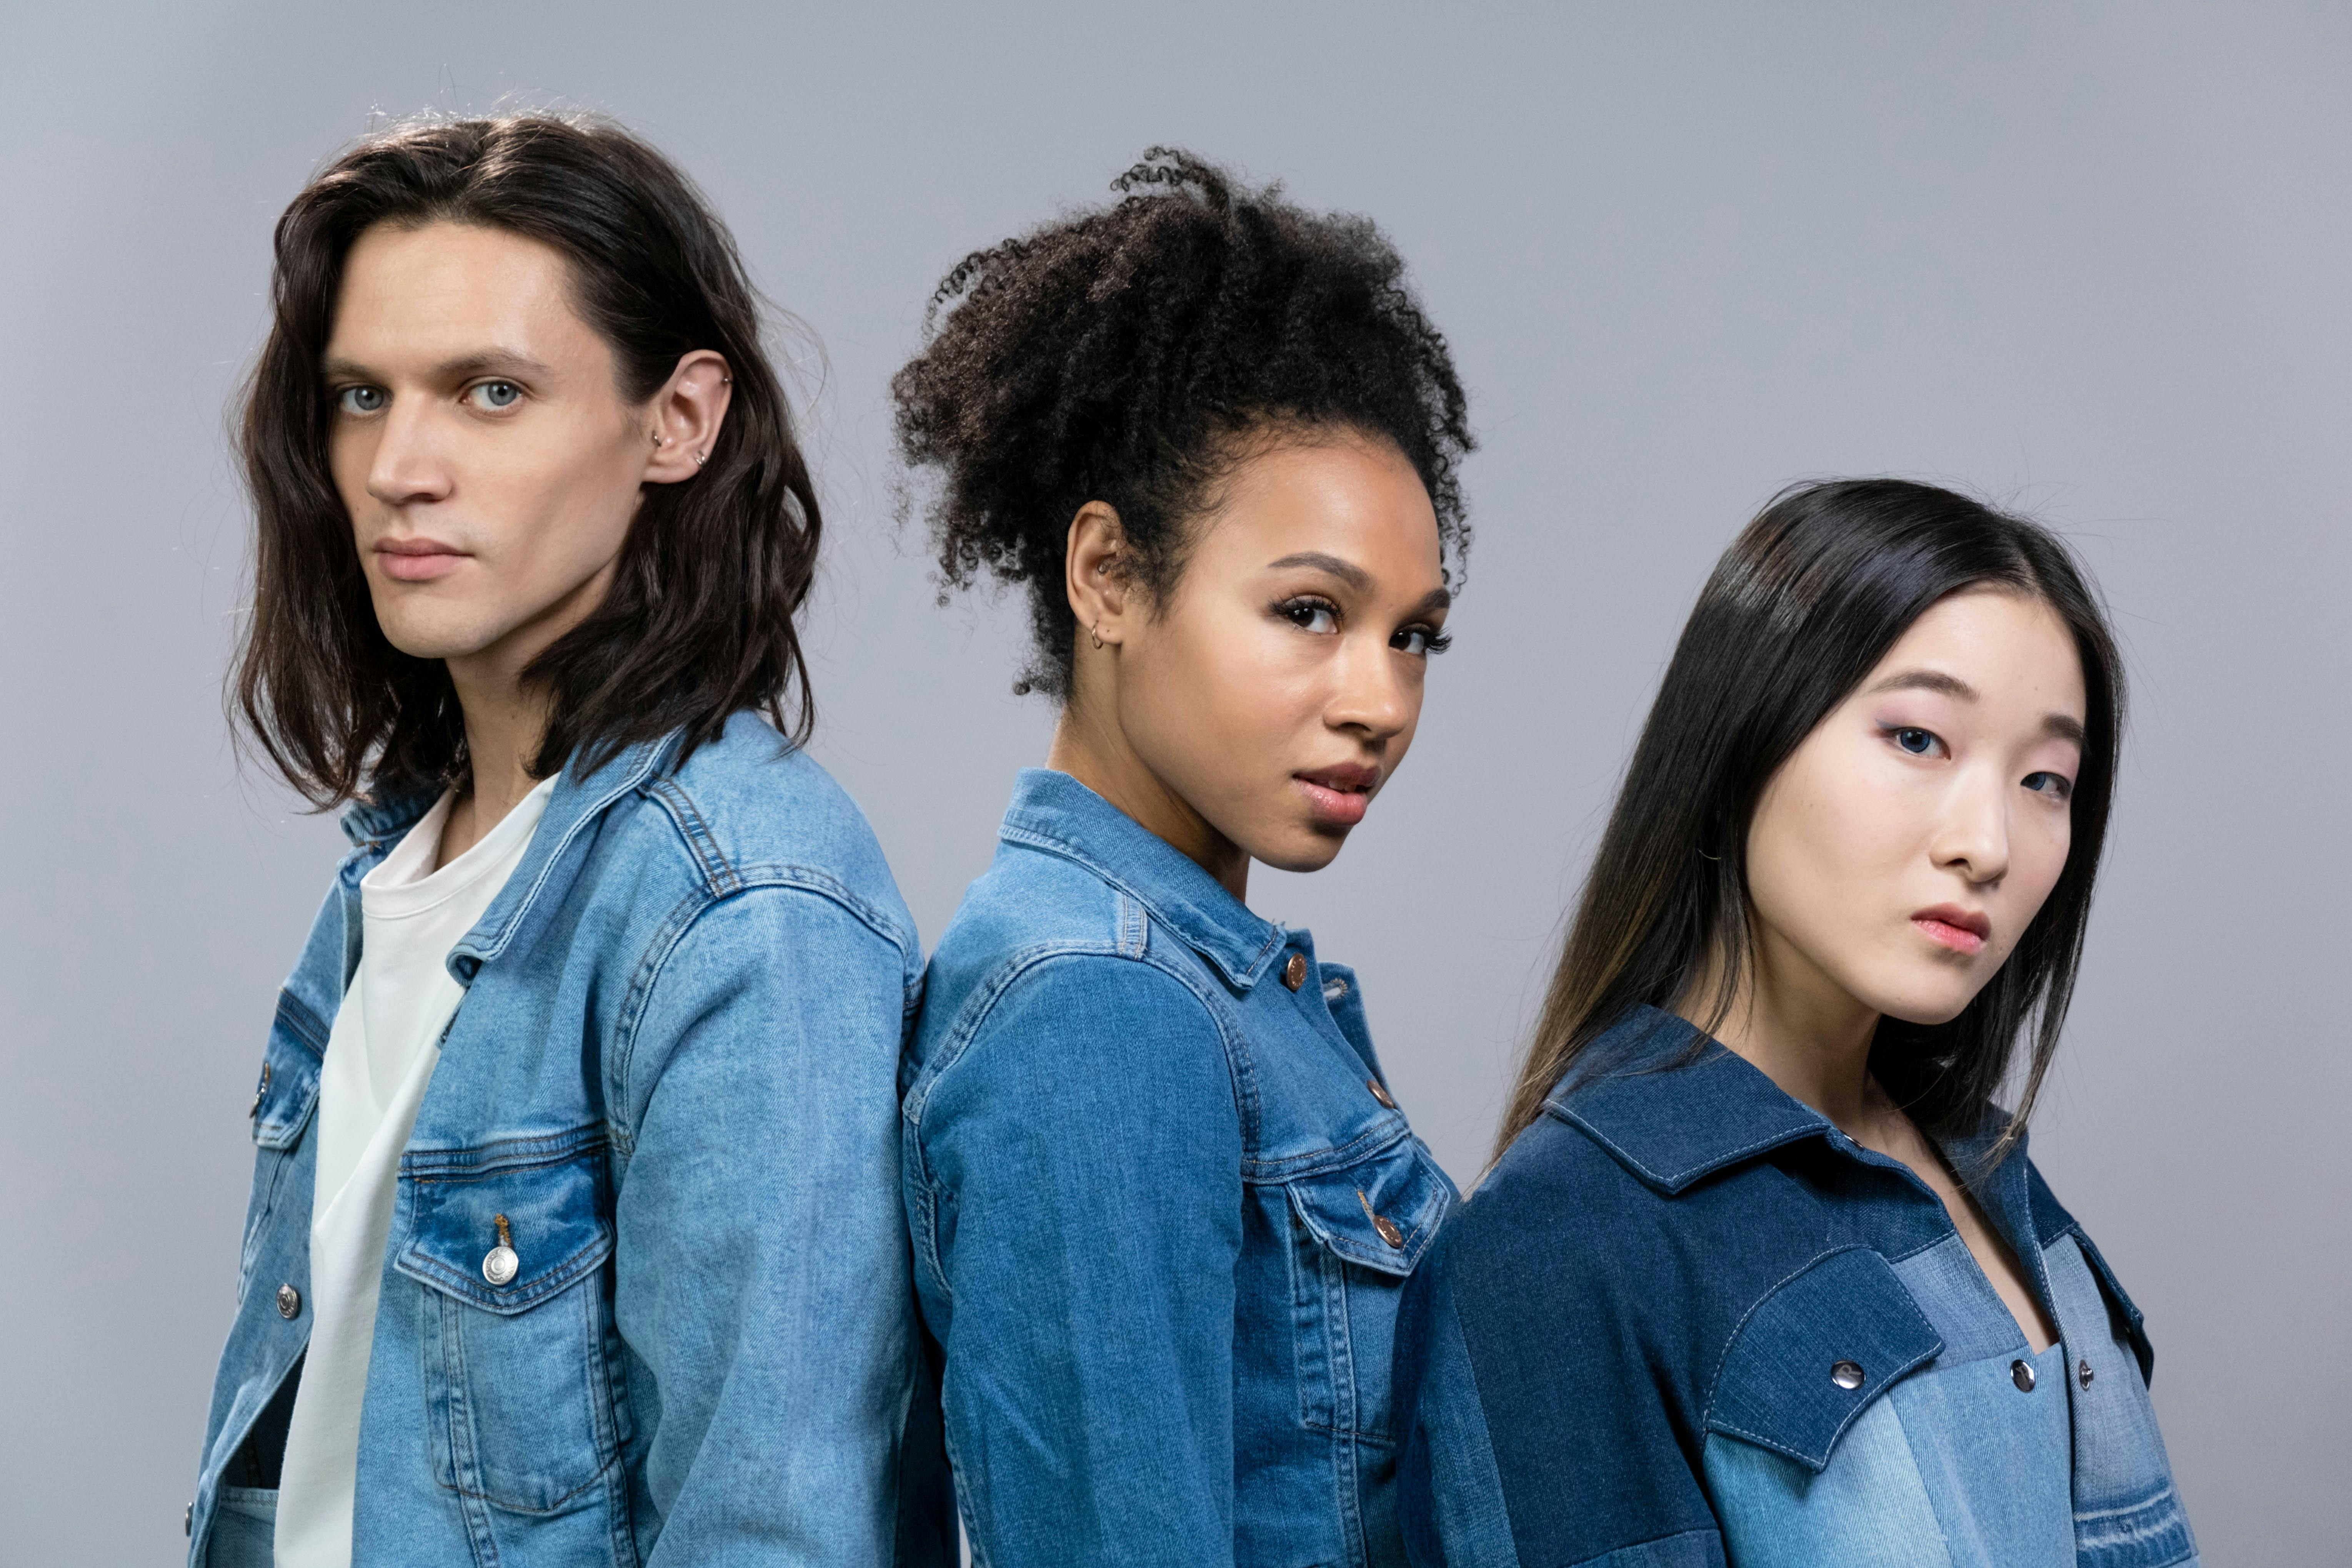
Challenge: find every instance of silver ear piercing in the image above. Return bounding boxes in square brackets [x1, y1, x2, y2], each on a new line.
[694, 452, 708, 468]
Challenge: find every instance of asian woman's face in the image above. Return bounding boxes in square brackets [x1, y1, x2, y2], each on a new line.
[1110, 432, 1452, 874]
[1743, 587, 2089, 1026]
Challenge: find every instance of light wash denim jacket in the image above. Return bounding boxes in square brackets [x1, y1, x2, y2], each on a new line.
[901, 769, 1458, 1567]
[190, 713, 953, 1567]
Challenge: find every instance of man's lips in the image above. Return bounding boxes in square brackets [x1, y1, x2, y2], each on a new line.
[374, 537, 469, 583]
[1912, 904, 1992, 955]
[1294, 765, 1380, 829]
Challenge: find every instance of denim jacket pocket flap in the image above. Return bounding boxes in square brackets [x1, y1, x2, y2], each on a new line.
[252, 990, 329, 1151]
[393, 1129, 613, 1315]
[1705, 1245, 1944, 1472]
[1285, 1135, 1452, 1276]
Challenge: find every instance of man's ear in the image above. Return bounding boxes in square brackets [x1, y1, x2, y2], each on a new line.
[1065, 501, 1134, 648]
[642, 349, 733, 483]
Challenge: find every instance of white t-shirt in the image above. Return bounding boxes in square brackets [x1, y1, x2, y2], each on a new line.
[273, 776, 557, 1568]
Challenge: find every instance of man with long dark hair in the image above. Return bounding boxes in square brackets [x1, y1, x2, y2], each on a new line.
[188, 115, 945, 1566]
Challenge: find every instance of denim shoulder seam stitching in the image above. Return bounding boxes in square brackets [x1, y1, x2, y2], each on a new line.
[998, 822, 1283, 980]
[645, 775, 742, 896]
[607, 885, 722, 1155]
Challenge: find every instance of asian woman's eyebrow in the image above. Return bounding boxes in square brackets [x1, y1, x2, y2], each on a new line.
[1867, 670, 1979, 702]
[2044, 713, 2087, 747]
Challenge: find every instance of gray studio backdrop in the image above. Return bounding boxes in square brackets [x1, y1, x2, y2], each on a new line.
[2, 3, 2342, 1561]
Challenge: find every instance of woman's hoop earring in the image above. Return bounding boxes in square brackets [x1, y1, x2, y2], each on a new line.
[1089, 624, 1105, 650]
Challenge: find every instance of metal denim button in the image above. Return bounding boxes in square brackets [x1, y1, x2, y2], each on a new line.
[1282, 953, 1308, 991]
[185, 1502, 193, 1537]
[2012, 1358, 2037, 1391]
[1356, 1188, 1404, 1248]
[1367, 1078, 1397, 1109]
[250, 1060, 272, 1118]
[1830, 1360, 1864, 1390]
[276, 1283, 301, 1319]
[482, 1213, 519, 1286]
[2078, 1358, 2095, 1388]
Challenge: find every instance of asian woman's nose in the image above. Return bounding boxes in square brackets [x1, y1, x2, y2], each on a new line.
[1930, 764, 2012, 888]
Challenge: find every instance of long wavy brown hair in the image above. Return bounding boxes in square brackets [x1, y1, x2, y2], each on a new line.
[234, 113, 821, 805]
[1495, 480, 2124, 1168]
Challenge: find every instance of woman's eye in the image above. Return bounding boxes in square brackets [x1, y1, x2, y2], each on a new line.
[2024, 771, 2074, 801]
[1390, 625, 1452, 657]
[1892, 727, 1942, 757]
[336, 386, 386, 415]
[467, 381, 523, 411]
[1281, 599, 1339, 634]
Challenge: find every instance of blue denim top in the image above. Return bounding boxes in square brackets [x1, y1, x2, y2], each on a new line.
[1393, 1006, 2197, 1568]
[902, 769, 1458, 1567]
[191, 712, 953, 1567]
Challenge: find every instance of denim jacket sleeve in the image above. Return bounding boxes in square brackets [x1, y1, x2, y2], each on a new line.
[612, 883, 918, 1565]
[910, 951, 1245, 1566]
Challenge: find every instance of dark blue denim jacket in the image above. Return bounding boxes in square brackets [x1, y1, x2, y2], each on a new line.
[191, 714, 952, 1567]
[1393, 1007, 2195, 1568]
[901, 770, 1457, 1567]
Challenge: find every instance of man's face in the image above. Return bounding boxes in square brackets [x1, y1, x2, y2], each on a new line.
[322, 220, 653, 678]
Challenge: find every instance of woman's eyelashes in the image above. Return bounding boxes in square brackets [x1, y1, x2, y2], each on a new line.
[1887, 724, 1947, 759]
[1270, 595, 1450, 656]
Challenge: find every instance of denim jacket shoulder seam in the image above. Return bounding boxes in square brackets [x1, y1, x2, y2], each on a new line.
[643, 775, 743, 897]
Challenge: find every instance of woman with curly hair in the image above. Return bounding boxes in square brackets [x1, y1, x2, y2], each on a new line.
[892, 149, 1475, 1566]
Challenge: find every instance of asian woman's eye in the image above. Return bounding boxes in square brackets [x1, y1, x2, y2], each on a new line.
[1390, 624, 1453, 657]
[1891, 727, 1944, 757]
[466, 380, 523, 411]
[335, 385, 386, 416]
[2023, 771, 2074, 802]
[1278, 597, 1340, 635]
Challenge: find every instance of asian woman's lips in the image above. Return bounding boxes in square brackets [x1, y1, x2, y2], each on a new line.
[375, 536, 470, 582]
[1294, 764, 1379, 829]
[1912, 903, 1992, 956]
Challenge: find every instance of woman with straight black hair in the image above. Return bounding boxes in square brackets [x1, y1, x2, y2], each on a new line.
[1392, 480, 2195, 1568]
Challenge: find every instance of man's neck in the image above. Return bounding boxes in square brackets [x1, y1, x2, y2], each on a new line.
[435, 652, 555, 871]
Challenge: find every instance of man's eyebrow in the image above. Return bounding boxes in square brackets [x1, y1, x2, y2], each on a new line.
[318, 348, 555, 382]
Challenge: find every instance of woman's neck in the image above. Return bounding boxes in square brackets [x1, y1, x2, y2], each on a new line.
[1046, 700, 1249, 901]
[1677, 926, 1884, 1133]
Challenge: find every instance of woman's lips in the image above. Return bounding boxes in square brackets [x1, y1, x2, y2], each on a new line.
[375, 538, 468, 582]
[1912, 905, 1991, 955]
[1294, 766, 1378, 829]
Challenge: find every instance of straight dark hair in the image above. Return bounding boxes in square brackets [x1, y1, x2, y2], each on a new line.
[1496, 478, 2124, 1165]
[234, 112, 820, 805]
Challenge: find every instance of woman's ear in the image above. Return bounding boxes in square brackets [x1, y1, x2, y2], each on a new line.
[642, 348, 733, 483]
[1065, 501, 1133, 648]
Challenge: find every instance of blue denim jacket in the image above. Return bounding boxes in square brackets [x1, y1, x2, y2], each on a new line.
[190, 713, 953, 1567]
[1393, 1006, 2195, 1568]
[901, 770, 1458, 1567]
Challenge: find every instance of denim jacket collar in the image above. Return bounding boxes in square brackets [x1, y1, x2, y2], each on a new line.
[335, 733, 675, 986]
[1546, 1005, 2032, 1214]
[996, 767, 1288, 989]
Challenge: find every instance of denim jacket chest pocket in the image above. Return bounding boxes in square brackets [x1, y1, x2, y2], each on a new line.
[243, 992, 328, 1281]
[1704, 1245, 1944, 1469]
[391, 1125, 625, 1516]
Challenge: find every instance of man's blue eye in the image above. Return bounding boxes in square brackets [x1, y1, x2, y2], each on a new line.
[337, 386, 385, 414]
[470, 381, 521, 410]
[1895, 728, 1936, 755]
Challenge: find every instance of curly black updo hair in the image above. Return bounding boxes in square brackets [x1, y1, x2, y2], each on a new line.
[892, 148, 1475, 698]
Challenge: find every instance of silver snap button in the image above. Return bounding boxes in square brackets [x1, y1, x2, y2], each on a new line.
[2077, 1358, 2095, 1388]
[482, 1213, 519, 1285]
[185, 1502, 193, 1537]
[2011, 1358, 2037, 1391]
[276, 1283, 301, 1319]
[1830, 1360, 1864, 1390]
